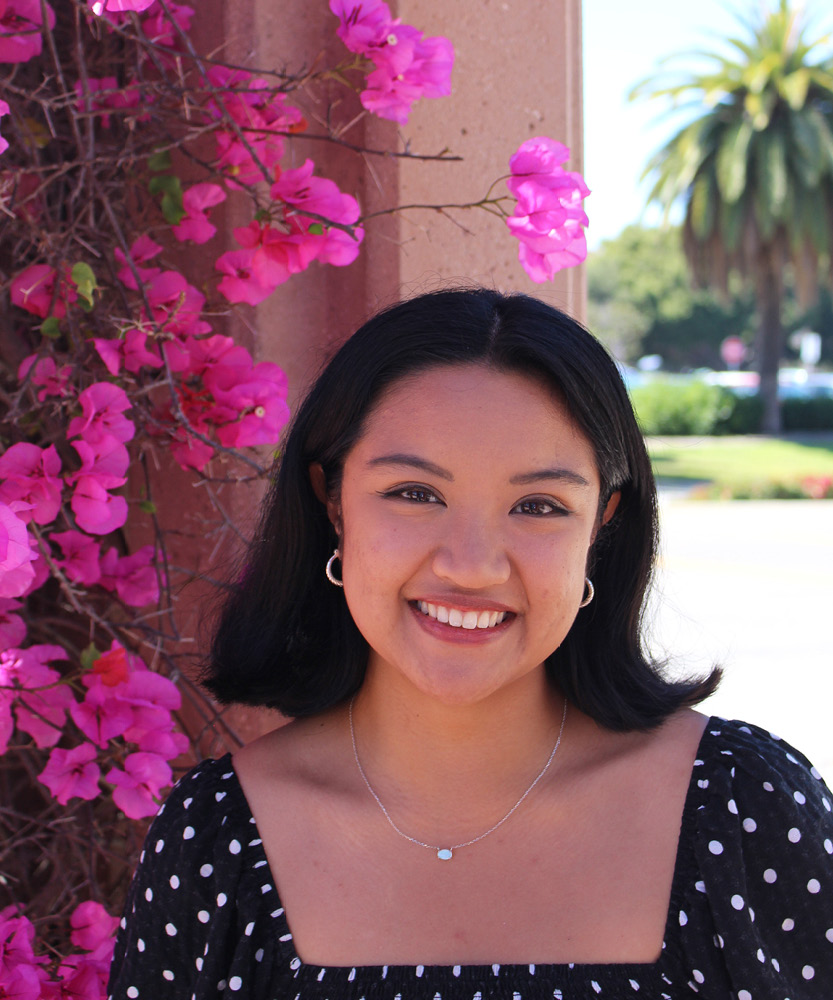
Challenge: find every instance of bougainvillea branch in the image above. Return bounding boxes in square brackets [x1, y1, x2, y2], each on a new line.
[0, 0, 588, 991]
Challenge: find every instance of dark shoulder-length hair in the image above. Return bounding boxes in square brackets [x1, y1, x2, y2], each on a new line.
[205, 287, 719, 730]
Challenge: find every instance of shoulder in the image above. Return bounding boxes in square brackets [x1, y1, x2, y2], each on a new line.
[694, 717, 831, 823]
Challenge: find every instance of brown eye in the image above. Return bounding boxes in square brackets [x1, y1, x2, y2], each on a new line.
[512, 498, 563, 516]
[401, 488, 439, 503]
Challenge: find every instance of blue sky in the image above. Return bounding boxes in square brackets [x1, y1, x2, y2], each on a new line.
[582, 0, 833, 248]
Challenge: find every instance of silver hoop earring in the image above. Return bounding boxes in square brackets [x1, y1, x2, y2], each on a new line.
[325, 549, 344, 587]
[578, 577, 594, 608]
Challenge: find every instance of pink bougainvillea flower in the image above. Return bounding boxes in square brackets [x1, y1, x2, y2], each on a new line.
[114, 234, 163, 290]
[207, 66, 306, 187]
[50, 530, 102, 586]
[94, 329, 162, 375]
[0, 0, 55, 64]
[9, 263, 76, 319]
[216, 247, 278, 305]
[0, 597, 26, 650]
[209, 361, 290, 449]
[0, 98, 9, 155]
[330, 0, 391, 52]
[15, 674, 73, 747]
[144, 269, 211, 335]
[70, 684, 133, 747]
[70, 901, 119, 958]
[140, 2, 194, 47]
[272, 159, 361, 231]
[106, 752, 172, 818]
[172, 181, 226, 244]
[99, 545, 160, 606]
[17, 354, 72, 400]
[68, 434, 129, 490]
[67, 382, 134, 444]
[39, 743, 101, 805]
[269, 161, 364, 266]
[361, 28, 453, 124]
[0, 908, 40, 966]
[0, 501, 37, 598]
[0, 442, 62, 525]
[505, 137, 590, 282]
[329, 0, 453, 123]
[169, 431, 216, 472]
[57, 955, 111, 1000]
[137, 725, 188, 759]
[0, 962, 42, 1000]
[70, 476, 128, 535]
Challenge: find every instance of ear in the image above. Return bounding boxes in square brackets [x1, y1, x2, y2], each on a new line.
[309, 462, 328, 504]
[309, 462, 343, 540]
[601, 490, 620, 526]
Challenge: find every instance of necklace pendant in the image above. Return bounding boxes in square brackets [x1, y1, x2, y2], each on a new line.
[437, 848, 453, 861]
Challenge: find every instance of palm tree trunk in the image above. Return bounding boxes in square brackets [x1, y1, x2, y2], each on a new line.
[754, 249, 784, 435]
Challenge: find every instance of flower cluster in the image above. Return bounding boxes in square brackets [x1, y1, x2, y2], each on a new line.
[506, 137, 590, 282]
[0, 901, 117, 998]
[329, 0, 454, 124]
[0, 0, 591, 981]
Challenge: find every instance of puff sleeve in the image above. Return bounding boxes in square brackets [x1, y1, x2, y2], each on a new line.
[692, 721, 833, 999]
[107, 756, 277, 1000]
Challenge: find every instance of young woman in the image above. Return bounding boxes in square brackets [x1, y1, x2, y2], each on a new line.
[109, 288, 833, 999]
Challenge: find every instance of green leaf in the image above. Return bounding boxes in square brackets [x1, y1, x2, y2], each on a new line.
[308, 223, 324, 235]
[757, 130, 788, 222]
[716, 120, 753, 202]
[41, 316, 61, 339]
[148, 150, 173, 172]
[81, 643, 102, 671]
[139, 500, 157, 515]
[689, 173, 716, 240]
[148, 174, 186, 224]
[70, 261, 98, 308]
[779, 68, 810, 109]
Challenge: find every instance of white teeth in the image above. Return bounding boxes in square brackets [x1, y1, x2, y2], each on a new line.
[416, 602, 508, 629]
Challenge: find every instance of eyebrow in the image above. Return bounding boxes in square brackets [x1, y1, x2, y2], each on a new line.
[366, 453, 591, 489]
[366, 454, 453, 480]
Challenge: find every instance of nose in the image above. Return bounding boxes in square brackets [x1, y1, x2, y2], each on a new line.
[430, 513, 511, 590]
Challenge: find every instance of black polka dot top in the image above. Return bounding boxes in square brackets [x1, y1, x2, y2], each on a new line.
[108, 719, 833, 999]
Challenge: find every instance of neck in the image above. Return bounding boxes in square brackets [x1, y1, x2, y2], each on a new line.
[347, 668, 569, 847]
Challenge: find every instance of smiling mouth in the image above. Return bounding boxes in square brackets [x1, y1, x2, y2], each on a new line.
[415, 601, 510, 630]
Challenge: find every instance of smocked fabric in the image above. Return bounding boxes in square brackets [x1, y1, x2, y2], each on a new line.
[108, 718, 833, 999]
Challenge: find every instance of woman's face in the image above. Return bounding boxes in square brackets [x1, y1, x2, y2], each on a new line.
[327, 363, 618, 706]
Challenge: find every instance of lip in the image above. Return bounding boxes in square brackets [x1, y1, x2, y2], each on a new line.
[408, 599, 516, 644]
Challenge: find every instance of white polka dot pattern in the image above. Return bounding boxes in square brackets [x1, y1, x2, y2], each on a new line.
[107, 719, 833, 999]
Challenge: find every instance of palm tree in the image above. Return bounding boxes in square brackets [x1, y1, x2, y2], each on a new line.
[632, 1, 833, 432]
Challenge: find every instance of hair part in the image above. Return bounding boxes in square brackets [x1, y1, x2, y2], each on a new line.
[204, 287, 719, 730]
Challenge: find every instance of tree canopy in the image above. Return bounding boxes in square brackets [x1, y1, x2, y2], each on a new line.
[631, 0, 833, 431]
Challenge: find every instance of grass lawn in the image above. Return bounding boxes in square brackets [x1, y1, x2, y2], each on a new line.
[646, 433, 833, 497]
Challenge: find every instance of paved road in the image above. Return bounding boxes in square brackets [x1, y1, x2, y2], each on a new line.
[649, 497, 833, 781]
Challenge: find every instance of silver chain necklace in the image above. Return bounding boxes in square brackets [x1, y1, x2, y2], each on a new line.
[349, 697, 568, 861]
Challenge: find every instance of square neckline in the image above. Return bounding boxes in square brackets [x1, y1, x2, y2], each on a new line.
[221, 715, 723, 978]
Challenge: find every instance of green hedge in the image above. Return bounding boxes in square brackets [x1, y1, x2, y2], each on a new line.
[630, 382, 735, 435]
[630, 381, 833, 435]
